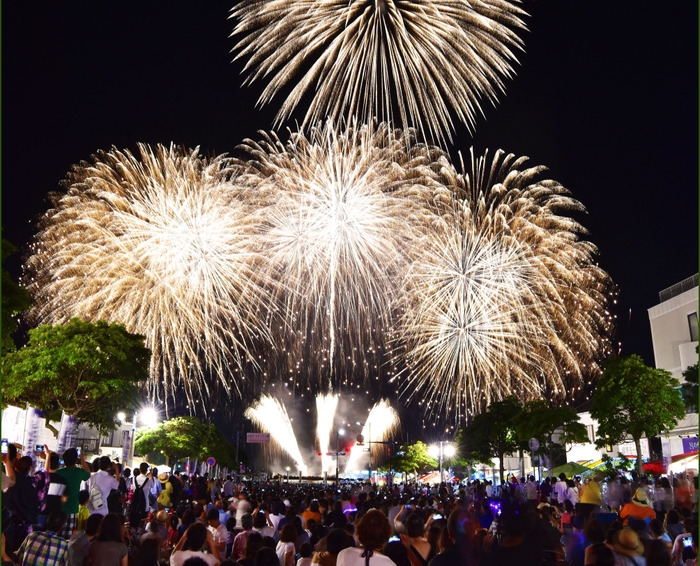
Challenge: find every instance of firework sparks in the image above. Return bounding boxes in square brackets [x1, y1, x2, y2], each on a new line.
[396, 148, 615, 422]
[345, 398, 399, 473]
[230, 0, 526, 145]
[23, 144, 269, 408]
[238, 120, 436, 390]
[316, 393, 339, 475]
[245, 395, 308, 473]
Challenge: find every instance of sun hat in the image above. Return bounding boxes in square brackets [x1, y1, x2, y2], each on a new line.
[631, 488, 649, 507]
[155, 510, 169, 523]
[158, 472, 169, 482]
[612, 528, 644, 557]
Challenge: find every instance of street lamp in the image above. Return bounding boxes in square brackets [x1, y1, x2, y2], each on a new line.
[127, 406, 159, 468]
[356, 421, 371, 482]
[429, 441, 455, 483]
[286, 466, 290, 482]
[335, 429, 345, 485]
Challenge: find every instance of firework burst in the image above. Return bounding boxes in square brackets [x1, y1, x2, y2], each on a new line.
[395, 148, 615, 422]
[230, 0, 527, 145]
[238, 120, 438, 390]
[24, 144, 269, 409]
[245, 395, 308, 473]
[344, 398, 399, 473]
[316, 393, 339, 475]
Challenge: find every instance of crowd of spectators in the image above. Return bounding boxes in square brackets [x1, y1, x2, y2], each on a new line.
[1, 442, 698, 566]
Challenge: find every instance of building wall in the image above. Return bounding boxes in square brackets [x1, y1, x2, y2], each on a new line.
[648, 285, 698, 383]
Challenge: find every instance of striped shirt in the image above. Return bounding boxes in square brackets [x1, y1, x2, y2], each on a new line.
[18, 530, 69, 566]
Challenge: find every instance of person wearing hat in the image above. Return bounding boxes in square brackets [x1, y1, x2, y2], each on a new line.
[157, 472, 173, 510]
[619, 488, 655, 527]
[611, 528, 647, 566]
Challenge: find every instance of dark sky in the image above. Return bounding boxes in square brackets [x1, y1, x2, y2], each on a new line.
[3, 3, 697, 382]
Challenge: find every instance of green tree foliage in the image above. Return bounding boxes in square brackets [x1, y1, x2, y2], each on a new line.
[2, 238, 31, 355]
[591, 355, 685, 474]
[134, 416, 237, 468]
[458, 396, 523, 484]
[387, 441, 438, 476]
[2, 318, 149, 432]
[513, 400, 588, 476]
[681, 349, 698, 413]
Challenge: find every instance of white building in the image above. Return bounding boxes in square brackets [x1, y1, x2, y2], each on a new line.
[567, 274, 698, 472]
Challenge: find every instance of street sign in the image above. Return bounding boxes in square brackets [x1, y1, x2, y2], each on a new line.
[207, 456, 216, 467]
[246, 432, 271, 443]
[528, 438, 540, 451]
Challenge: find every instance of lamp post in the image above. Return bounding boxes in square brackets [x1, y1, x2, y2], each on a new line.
[335, 429, 345, 485]
[356, 421, 371, 482]
[429, 441, 456, 483]
[286, 466, 290, 482]
[126, 406, 159, 468]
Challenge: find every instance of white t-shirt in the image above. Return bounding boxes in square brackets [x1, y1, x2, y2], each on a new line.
[170, 550, 218, 566]
[276, 541, 295, 566]
[208, 523, 227, 549]
[337, 547, 396, 566]
[90, 470, 119, 516]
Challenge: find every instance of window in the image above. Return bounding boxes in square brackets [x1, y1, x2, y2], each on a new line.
[587, 425, 595, 444]
[688, 312, 698, 342]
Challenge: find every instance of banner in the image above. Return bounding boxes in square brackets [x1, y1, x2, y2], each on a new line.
[661, 437, 672, 474]
[246, 432, 271, 443]
[56, 412, 79, 456]
[23, 406, 43, 471]
[121, 430, 132, 465]
[682, 437, 698, 453]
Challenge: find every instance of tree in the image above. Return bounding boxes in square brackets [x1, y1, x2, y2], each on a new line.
[591, 355, 685, 474]
[386, 441, 438, 477]
[459, 396, 523, 484]
[513, 400, 588, 476]
[134, 416, 237, 468]
[681, 349, 698, 413]
[2, 318, 150, 432]
[2, 238, 31, 355]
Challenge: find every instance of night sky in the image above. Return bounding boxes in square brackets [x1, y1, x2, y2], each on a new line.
[3, 2, 697, 434]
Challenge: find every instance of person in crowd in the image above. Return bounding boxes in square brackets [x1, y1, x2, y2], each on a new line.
[649, 518, 673, 550]
[254, 547, 281, 566]
[312, 528, 351, 566]
[235, 531, 263, 566]
[252, 508, 276, 541]
[130, 463, 154, 528]
[33, 447, 68, 531]
[578, 473, 604, 521]
[619, 488, 656, 527]
[610, 528, 647, 566]
[297, 542, 313, 566]
[90, 456, 120, 517]
[276, 524, 297, 566]
[400, 512, 436, 565]
[325, 502, 347, 530]
[207, 508, 228, 555]
[585, 542, 616, 566]
[645, 539, 671, 566]
[17, 510, 69, 566]
[87, 512, 129, 566]
[57, 448, 92, 539]
[336, 510, 394, 566]
[233, 513, 255, 561]
[666, 510, 686, 541]
[170, 523, 221, 566]
[302, 502, 322, 528]
[68, 512, 102, 566]
[76, 491, 91, 533]
[5, 455, 39, 554]
[159, 472, 174, 510]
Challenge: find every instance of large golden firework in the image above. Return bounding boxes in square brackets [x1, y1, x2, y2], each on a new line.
[24, 144, 269, 409]
[237, 120, 438, 391]
[230, 0, 527, 145]
[396, 148, 615, 422]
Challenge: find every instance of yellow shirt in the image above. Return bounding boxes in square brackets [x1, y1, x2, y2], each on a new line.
[158, 481, 173, 508]
[77, 504, 90, 531]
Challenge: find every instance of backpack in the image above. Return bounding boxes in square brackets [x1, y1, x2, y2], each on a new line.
[131, 477, 147, 515]
[89, 477, 104, 511]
